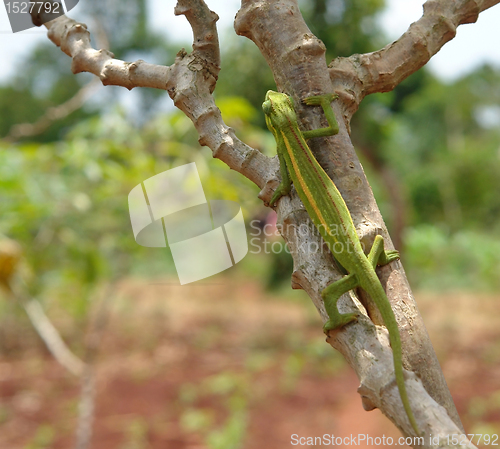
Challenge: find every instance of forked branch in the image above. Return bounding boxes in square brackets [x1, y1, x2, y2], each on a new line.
[30, 2, 271, 189]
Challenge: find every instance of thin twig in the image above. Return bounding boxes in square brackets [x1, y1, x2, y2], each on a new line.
[14, 284, 86, 376]
[74, 365, 95, 449]
[74, 281, 114, 449]
[4, 79, 100, 142]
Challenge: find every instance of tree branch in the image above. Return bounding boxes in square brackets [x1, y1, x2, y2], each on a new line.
[329, 0, 500, 120]
[236, 0, 467, 441]
[166, 1, 272, 189]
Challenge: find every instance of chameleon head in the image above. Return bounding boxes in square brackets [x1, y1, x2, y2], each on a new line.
[262, 90, 297, 132]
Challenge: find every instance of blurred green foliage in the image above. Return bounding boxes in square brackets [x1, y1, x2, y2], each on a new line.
[0, 103, 263, 329]
[23, 424, 55, 449]
[361, 65, 500, 290]
[120, 417, 150, 449]
[301, 0, 386, 59]
[179, 372, 248, 449]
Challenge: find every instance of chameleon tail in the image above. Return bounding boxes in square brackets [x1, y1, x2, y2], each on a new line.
[386, 309, 421, 435]
[360, 268, 420, 435]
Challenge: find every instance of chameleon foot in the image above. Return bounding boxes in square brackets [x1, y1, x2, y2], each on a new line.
[382, 250, 400, 264]
[323, 312, 358, 334]
[303, 93, 338, 106]
[368, 235, 400, 267]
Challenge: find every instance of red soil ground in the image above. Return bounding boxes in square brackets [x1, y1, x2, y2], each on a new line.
[1, 278, 499, 448]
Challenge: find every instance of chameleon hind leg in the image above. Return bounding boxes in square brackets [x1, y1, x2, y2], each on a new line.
[322, 273, 359, 333]
[367, 235, 400, 270]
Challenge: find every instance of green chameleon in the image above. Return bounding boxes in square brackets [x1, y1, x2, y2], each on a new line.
[262, 90, 420, 435]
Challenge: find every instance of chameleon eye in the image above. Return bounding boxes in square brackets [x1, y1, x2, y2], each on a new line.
[262, 100, 272, 115]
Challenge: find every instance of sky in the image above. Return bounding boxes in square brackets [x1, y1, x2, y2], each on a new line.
[0, 0, 499, 83]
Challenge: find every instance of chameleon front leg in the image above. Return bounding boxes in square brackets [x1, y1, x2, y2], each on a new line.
[322, 273, 359, 333]
[302, 93, 339, 139]
[269, 138, 292, 206]
[367, 235, 400, 270]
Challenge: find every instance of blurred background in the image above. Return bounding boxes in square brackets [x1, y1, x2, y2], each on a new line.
[1, 0, 500, 447]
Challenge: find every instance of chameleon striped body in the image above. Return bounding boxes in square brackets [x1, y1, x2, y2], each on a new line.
[263, 90, 420, 435]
